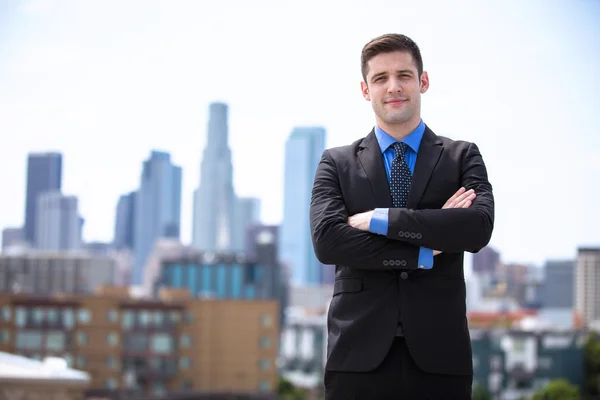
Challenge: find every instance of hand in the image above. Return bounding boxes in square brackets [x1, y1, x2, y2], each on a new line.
[347, 210, 374, 231]
[433, 187, 477, 256]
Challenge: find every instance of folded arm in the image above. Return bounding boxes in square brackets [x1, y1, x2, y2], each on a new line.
[310, 150, 421, 270]
[386, 142, 494, 253]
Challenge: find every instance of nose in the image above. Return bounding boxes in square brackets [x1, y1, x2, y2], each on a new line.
[387, 77, 403, 93]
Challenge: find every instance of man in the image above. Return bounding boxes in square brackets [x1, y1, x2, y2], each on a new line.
[310, 33, 494, 399]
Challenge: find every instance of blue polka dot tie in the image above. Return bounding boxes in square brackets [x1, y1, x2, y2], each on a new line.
[390, 142, 412, 208]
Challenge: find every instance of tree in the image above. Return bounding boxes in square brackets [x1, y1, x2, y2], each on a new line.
[472, 384, 492, 400]
[531, 379, 579, 400]
[277, 376, 307, 400]
[583, 332, 600, 397]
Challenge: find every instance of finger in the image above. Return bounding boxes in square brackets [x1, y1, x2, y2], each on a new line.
[461, 200, 472, 208]
[454, 193, 476, 208]
[445, 189, 474, 209]
[443, 187, 466, 208]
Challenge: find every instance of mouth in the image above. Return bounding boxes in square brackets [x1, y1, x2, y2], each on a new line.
[385, 98, 408, 105]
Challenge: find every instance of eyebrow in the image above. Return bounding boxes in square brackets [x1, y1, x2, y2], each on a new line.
[370, 69, 414, 82]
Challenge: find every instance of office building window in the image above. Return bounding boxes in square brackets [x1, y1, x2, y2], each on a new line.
[122, 310, 134, 329]
[2, 305, 11, 322]
[107, 309, 119, 323]
[139, 310, 151, 327]
[47, 308, 59, 325]
[33, 308, 44, 324]
[258, 380, 271, 392]
[63, 309, 74, 329]
[179, 357, 191, 370]
[260, 314, 273, 328]
[152, 311, 164, 326]
[106, 332, 119, 346]
[151, 333, 173, 354]
[259, 337, 271, 349]
[46, 331, 66, 351]
[0, 329, 10, 344]
[180, 334, 191, 348]
[77, 355, 87, 368]
[78, 309, 91, 324]
[105, 378, 118, 389]
[106, 356, 117, 369]
[16, 331, 43, 350]
[168, 311, 180, 324]
[259, 359, 270, 371]
[76, 332, 87, 346]
[15, 307, 26, 327]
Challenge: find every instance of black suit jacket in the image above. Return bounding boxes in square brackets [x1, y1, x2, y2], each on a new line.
[309, 125, 494, 376]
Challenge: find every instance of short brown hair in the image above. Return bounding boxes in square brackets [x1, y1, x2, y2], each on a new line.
[360, 33, 423, 82]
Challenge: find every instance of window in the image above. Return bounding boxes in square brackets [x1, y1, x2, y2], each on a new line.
[168, 311, 181, 324]
[76, 332, 87, 346]
[179, 357, 191, 369]
[33, 308, 44, 325]
[122, 310, 134, 329]
[78, 309, 91, 324]
[259, 359, 270, 371]
[259, 336, 271, 349]
[0, 329, 10, 344]
[152, 311, 164, 326]
[105, 378, 118, 389]
[258, 380, 271, 392]
[125, 333, 148, 351]
[139, 310, 151, 327]
[77, 355, 87, 368]
[47, 308, 59, 325]
[260, 314, 273, 328]
[16, 331, 43, 350]
[106, 332, 119, 346]
[538, 356, 552, 369]
[151, 381, 166, 395]
[46, 331, 66, 351]
[180, 334, 191, 348]
[1, 305, 11, 322]
[107, 309, 119, 323]
[151, 334, 173, 354]
[15, 307, 26, 327]
[106, 356, 117, 369]
[63, 309, 74, 329]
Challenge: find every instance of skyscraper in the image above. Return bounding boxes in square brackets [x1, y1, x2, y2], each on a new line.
[114, 191, 136, 250]
[133, 151, 182, 285]
[192, 102, 237, 252]
[35, 191, 81, 251]
[279, 126, 326, 286]
[23, 152, 62, 246]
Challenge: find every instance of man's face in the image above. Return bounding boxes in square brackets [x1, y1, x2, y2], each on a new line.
[361, 51, 429, 128]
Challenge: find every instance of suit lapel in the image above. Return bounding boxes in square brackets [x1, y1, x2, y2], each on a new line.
[357, 130, 393, 207]
[406, 126, 443, 209]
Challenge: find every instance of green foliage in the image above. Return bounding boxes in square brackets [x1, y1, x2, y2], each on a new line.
[531, 378, 579, 400]
[584, 332, 600, 396]
[277, 376, 308, 400]
[472, 384, 493, 400]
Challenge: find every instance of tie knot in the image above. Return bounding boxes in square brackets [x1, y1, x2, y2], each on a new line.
[393, 142, 409, 156]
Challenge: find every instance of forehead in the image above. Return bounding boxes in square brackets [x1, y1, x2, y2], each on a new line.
[366, 51, 417, 77]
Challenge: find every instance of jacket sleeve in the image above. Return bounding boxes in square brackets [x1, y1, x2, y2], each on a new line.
[310, 150, 421, 270]
[386, 142, 494, 253]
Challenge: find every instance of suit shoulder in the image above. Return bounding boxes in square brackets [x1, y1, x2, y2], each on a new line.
[322, 136, 365, 159]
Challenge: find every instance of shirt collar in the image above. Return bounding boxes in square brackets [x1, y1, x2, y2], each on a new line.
[374, 119, 425, 154]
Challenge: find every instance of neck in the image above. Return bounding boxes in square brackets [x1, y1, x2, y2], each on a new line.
[377, 117, 421, 141]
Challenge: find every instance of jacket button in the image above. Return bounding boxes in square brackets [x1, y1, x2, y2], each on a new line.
[398, 231, 404, 237]
[416, 233, 422, 239]
[401, 272, 408, 280]
[383, 260, 389, 266]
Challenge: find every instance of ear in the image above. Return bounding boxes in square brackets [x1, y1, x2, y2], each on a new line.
[361, 81, 371, 101]
[420, 71, 430, 94]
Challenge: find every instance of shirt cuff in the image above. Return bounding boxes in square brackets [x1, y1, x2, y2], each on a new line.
[369, 208, 389, 235]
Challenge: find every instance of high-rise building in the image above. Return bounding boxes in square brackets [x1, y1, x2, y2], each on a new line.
[542, 260, 574, 308]
[233, 197, 261, 251]
[575, 247, 600, 327]
[192, 102, 237, 253]
[23, 152, 62, 246]
[35, 191, 81, 251]
[1, 228, 23, 250]
[133, 151, 182, 285]
[472, 246, 501, 275]
[114, 191, 136, 250]
[279, 127, 326, 286]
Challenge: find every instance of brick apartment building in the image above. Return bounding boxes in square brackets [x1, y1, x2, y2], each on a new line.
[0, 286, 279, 398]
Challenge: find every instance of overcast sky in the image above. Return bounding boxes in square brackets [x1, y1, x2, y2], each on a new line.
[0, 0, 598, 268]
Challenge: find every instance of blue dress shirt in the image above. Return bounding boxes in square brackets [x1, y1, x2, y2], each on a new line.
[368, 119, 434, 269]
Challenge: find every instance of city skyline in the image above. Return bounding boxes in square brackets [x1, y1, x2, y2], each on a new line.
[0, 0, 599, 268]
